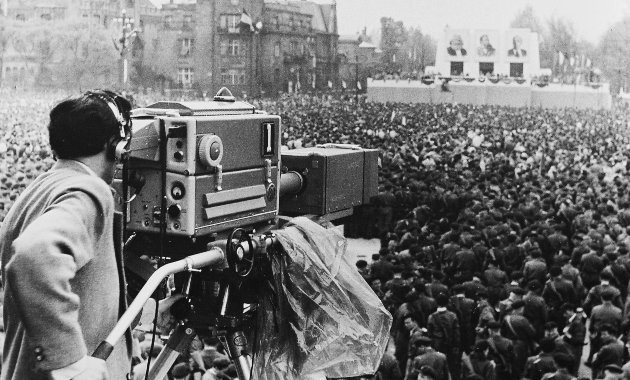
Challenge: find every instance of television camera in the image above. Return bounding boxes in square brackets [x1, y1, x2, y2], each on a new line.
[95, 89, 380, 380]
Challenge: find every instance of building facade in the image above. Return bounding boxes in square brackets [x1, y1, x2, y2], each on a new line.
[0, 0, 338, 95]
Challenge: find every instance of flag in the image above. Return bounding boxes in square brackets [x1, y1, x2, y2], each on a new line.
[569, 56, 575, 67]
[357, 81, 362, 90]
[390, 110, 396, 122]
[392, 54, 396, 63]
[240, 9, 254, 32]
[558, 52, 564, 66]
[586, 58, 592, 68]
[180, 41, 190, 56]
[342, 80, 347, 89]
[402, 116, 407, 126]
[327, 80, 332, 88]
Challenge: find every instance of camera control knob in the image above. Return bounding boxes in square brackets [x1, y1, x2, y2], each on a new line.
[198, 135, 223, 168]
[168, 204, 182, 219]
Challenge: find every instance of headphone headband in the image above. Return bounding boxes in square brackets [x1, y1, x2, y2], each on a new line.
[84, 90, 132, 160]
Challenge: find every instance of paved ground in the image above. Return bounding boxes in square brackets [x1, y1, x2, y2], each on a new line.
[346, 237, 380, 263]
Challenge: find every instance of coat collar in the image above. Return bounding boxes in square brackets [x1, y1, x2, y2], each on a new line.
[52, 159, 99, 178]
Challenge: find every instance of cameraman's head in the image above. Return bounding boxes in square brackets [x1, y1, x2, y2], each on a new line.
[48, 90, 131, 183]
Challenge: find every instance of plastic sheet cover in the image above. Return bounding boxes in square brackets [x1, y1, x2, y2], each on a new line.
[252, 217, 392, 379]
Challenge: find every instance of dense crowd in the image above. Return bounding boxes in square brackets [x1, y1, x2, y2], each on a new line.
[3, 87, 630, 379]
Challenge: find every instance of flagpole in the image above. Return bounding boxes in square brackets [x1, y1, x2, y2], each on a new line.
[355, 53, 359, 104]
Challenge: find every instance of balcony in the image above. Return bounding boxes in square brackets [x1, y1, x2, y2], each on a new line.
[283, 52, 310, 65]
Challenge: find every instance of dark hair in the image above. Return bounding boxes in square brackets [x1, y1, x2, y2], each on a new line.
[553, 352, 573, 369]
[435, 292, 449, 306]
[48, 90, 131, 159]
[540, 337, 556, 353]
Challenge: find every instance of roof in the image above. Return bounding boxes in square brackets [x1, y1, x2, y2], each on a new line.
[339, 34, 360, 43]
[265, 0, 336, 34]
[359, 41, 377, 49]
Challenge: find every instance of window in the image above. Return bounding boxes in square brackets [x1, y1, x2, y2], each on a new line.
[221, 69, 246, 85]
[450, 62, 463, 76]
[290, 41, 299, 53]
[178, 68, 194, 87]
[164, 15, 173, 28]
[510, 63, 524, 78]
[41, 13, 51, 20]
[15, 14, 25, 21]
[220, 40, 228, 55]
[479, 62, 494, 76]
[228, 39, 240, 56]
[183, 15, 192, 28]
[274, 42, 280, 57]
[220, 14, 240, 33]
[289, 17, 294, 29]
[180, 38, 193, 57]
[272, 17, 279, 29]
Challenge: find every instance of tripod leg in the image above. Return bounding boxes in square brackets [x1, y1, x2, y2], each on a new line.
[146, 325, 196, 380]
[219, 330, 252, 380]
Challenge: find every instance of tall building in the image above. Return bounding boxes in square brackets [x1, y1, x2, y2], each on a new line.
[151, 0, 338, 96]
[0, 0, 338, 95]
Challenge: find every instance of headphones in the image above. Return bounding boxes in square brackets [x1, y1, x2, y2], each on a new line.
[84, 90, 132, 161]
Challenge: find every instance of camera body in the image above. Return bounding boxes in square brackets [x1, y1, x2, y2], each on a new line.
[122, 100, 281, 238]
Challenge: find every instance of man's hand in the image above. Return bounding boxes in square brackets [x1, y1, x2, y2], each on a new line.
[156, 294, 186, 333]
[72, 357, 109, 380]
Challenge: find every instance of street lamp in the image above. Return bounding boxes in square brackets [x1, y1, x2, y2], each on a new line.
[118, 9, 137, 88]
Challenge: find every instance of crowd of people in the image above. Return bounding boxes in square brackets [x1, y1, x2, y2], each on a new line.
[3, 87, 630, 379]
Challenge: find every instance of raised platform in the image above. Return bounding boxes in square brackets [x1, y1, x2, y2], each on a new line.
[367, 79, 611, 110]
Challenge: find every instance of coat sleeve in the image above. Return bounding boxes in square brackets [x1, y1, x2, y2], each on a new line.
[5, 187, 108, 371]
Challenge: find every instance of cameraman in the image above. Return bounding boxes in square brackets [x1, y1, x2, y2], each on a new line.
[0, 90, 175, 380]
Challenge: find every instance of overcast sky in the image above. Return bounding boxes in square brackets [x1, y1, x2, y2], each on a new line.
[319, 0, 629, 44]
[148, 0, 628, 44]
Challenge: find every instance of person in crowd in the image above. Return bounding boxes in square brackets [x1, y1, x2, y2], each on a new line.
[462, 340, 496, 380]
[523, 337, 557, 380]
[524, 280, 549, 339]
[407, 336, 449, 380]
[588, 290, 623, 366]
[543, 266, 578, 328]
[428, 292, 461, 380]
[541, 353, 575, 380]
[592, 325, 625, 379]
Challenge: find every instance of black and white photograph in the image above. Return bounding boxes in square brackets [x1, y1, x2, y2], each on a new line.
[0, 1, 630, 380]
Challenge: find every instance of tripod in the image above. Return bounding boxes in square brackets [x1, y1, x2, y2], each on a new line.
[93, 232, 276, 380]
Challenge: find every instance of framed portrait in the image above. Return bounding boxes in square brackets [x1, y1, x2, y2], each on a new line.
[506, 29, 530, 61]
[474, 30, 499, 59]
[445, 30, 470, 61]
